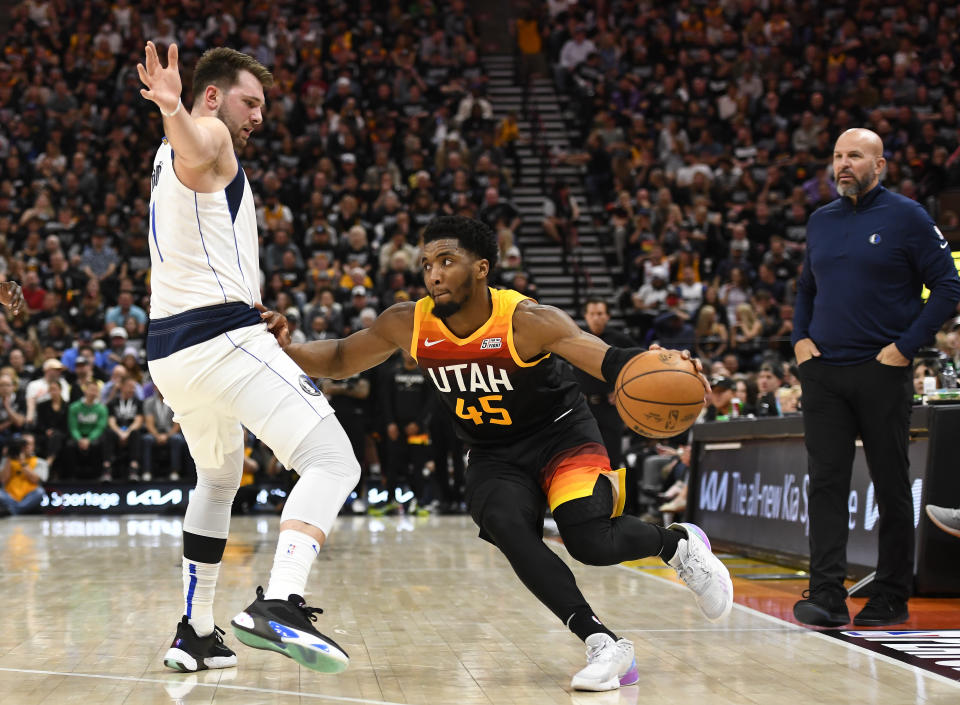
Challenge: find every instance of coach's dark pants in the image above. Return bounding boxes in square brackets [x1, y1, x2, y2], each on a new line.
[800, 358, 914, 601]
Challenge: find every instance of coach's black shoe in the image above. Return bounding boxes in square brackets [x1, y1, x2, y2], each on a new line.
[163, 616, 238, 672]
[231, 586, 349, 673]
[793, 587, 850, 627]
[853, 594, 909, 627]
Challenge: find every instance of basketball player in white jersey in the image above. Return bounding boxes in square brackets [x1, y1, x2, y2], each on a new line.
[138, 41, 358, 674]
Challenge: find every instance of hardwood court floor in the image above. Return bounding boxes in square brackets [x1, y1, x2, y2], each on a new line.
[0, 514, 958, 705]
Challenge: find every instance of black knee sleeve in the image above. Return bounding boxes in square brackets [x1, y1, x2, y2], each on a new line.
[561, 519, 620, 566]
[183, 531, 227, 563]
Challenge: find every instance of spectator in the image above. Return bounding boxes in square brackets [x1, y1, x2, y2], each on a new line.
[33, 377, 69, 477]
[694, 305, 729, 363]
[0, 372, 27, 449]
[142, 388, 186, 482]
[755, 363, 784, 418]
[104, 289, 147, 335]
[66, 379, 108, 480]
[102, 377, 144, 481]
[0, 435, 46, 517]
[25, 358, 70, 425]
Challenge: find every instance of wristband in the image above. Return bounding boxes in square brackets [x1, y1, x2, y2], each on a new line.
[160, 98, 182, 117]
[601, 346, 647, 383]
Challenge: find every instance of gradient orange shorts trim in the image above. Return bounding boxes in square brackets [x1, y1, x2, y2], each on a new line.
[541, 442, 626, 517]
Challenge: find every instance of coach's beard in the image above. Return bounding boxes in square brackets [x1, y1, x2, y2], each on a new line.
[837, 171, 870, 198]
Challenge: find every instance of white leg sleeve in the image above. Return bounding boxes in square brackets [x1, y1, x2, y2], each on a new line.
[182, 444, 245, 539]
[280, 414, 361, 537]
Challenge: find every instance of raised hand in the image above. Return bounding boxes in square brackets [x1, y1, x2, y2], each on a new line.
[137, 41, 182, 114]
[0, 281, 24, 315]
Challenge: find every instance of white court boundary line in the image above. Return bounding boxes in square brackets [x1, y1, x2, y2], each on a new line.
[608, 559, 960, 691]
[0, 667, 414, 705]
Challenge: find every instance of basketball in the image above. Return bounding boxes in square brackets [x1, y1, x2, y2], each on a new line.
[614, 350, 705, 438]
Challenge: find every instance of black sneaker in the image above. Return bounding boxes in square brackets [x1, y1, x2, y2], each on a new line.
[853, 594, 909, 627]
[231, 586, 349, 673]
[793, 587, 850, 627]
[163, 616, 238, 672]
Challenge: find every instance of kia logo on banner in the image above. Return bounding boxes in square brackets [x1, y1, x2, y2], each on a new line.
[41, 483, 192, 514]
[126, 488, 183, 507]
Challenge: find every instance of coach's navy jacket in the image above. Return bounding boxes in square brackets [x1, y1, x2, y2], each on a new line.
[792, 183, 960, 364]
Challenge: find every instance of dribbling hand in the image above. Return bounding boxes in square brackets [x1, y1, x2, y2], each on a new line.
[137, 41, 182, 115]
[256, 303, 291, 348]
[649, 343, 712, 397]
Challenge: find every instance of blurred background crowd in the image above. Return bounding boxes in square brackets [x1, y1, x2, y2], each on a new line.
[0, 0, 958, 519]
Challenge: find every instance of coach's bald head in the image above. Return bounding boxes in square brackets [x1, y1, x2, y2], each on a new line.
[834, 128, 885, 202]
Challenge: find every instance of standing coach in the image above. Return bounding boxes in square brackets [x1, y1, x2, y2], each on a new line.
[792, 128, 960, 628]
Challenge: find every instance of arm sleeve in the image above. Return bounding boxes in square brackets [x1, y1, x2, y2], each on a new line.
[791, 230, 817, 345]
[601, 346, 648, 383]
[897, 210, 960, 357]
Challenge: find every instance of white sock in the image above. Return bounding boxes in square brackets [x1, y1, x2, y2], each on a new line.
[183, 558, 221, 637]
[265, 529, 320, 601]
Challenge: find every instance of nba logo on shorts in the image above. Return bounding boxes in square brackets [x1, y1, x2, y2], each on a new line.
[480, 337, 502, 350]
[286, 543, 296, 556]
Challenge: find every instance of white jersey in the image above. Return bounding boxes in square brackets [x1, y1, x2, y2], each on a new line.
[148, 139, 260, 318]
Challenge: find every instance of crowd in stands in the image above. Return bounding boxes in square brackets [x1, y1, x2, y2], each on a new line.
[530, 0, 960, 520]
[535, 0, 960, 374]
[0, 0, 531, 513]
[2, 0, 960, 516]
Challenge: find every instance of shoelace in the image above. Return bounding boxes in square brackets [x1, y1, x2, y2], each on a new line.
[255, 585, 324, 623]
[800, 587, 846, 602]
[585, 639, 616, 664]
[295, 601, 324, 623]
[676, 542, 711, 592]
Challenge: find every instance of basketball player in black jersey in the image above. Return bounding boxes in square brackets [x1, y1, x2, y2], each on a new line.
[260, 216, 733, 691]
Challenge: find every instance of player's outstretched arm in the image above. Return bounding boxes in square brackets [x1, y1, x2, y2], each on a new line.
[137, 41, 230, 170]
[267, 302, 414, 380]
[513, 302, 613, 380]
[514, 301, 709, 390]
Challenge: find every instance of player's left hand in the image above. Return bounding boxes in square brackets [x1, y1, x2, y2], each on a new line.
[0, 281, 24, 315]
[256, 303, 291, 348]
[876, 342, 910, 367]
[649, 343, 712, 396]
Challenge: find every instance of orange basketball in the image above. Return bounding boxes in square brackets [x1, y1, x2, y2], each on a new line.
[614, 350, 705, 439]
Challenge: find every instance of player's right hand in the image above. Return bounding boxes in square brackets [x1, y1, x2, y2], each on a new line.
[256, 303, 291, 348]
[137, 41, 182, 115]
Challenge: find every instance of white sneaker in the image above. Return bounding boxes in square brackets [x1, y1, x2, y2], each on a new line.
[570, 633, 638, 691]
[926, 505, 960, 538]
[667, 522, 733, 622]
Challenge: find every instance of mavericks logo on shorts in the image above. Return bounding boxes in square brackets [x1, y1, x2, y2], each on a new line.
[299, 374, 323, 396]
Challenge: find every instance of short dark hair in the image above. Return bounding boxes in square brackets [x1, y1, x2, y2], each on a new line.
[583, 297, 610, 314]
[422, 216, 498, 271]
[192, 48, 273, 101]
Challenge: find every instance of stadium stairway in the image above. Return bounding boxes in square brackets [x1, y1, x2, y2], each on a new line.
[482, 54, 620, 322]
